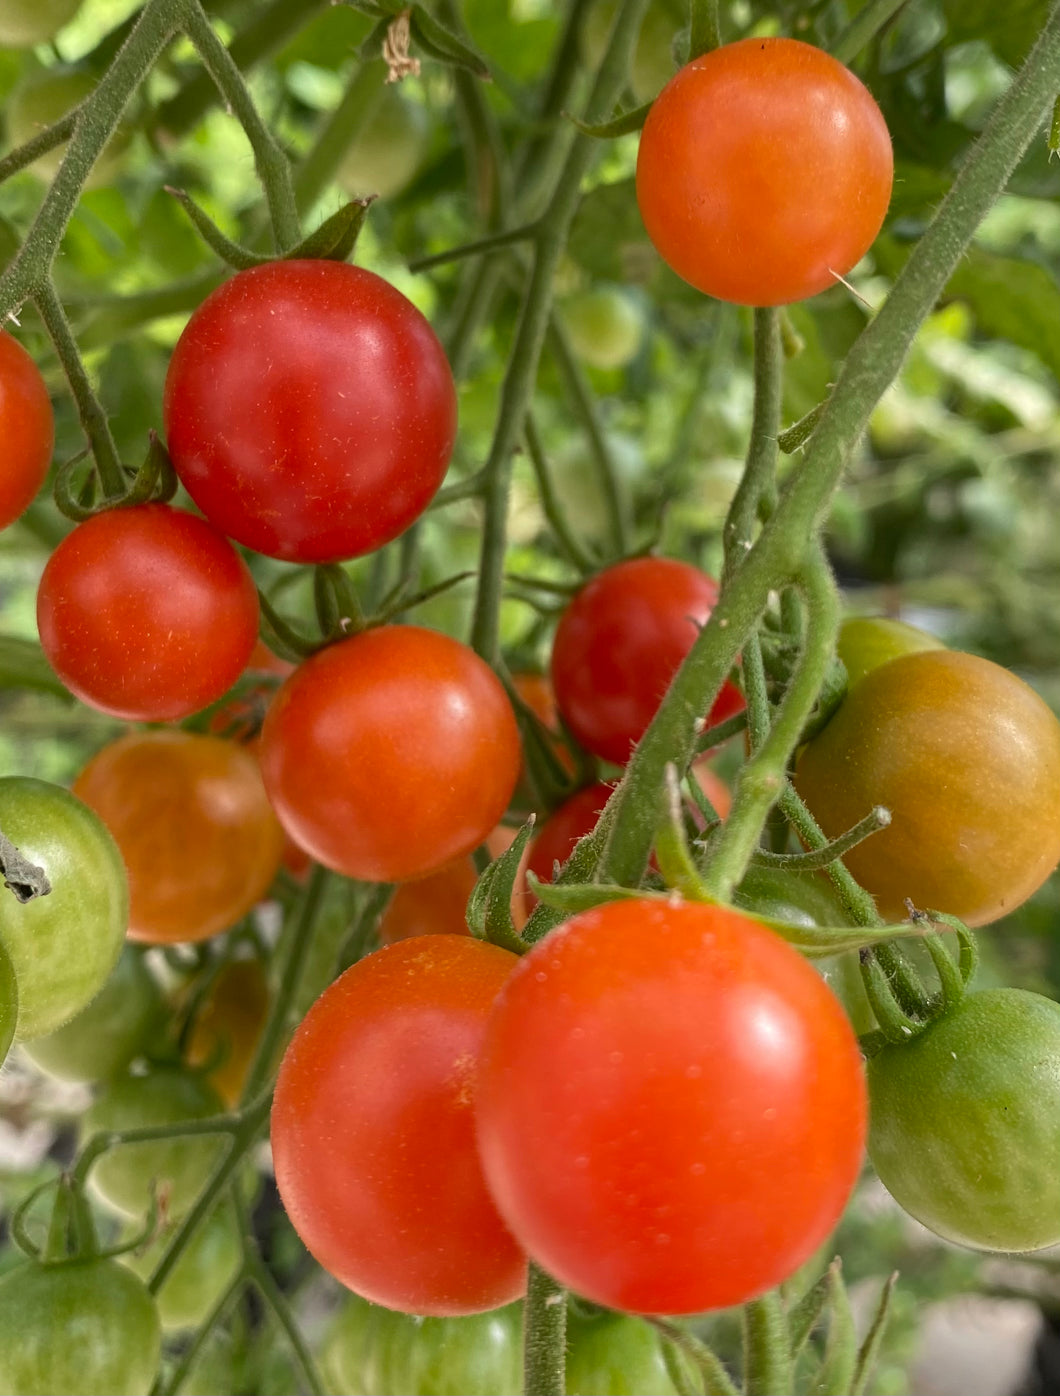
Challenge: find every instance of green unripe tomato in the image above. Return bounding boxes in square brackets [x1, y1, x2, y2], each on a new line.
[560, 286, 644, 371]
[837, 616, 944, 687]
[0, 778, 127, 1041]
[121, 1205, 241, 1332]
[583, 1, 679, 102]
[82, 1065, 226, 1220]
[565, 1309, 678, 1396]
[0, 1257, 161, 1395]
[0, 0, 83, 47]
[324, 1296, 523, 1396]
[336, 81, 430, 200]
[6, 69, 132, 188]
[0, 945, 16, 1070]
[869, 989, 1060, 1252]
[24, 947, 161, 1083]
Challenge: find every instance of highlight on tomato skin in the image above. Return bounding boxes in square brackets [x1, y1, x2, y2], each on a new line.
[635, 37, 894, 306]
[271, 936, 528, 1317]
[474, 897, 866, 1316]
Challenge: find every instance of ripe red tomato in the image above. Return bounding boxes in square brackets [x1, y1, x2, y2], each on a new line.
[0, 332, 53, 530]
[794, 649, 1060, 926]
[73, 731, 286, 944]
[550, 557, 744, 766]
[259, 626, 521, 883]
[271, 936, 527, 1315]
[163, 260, 457, 564]
[475, 898, 866, 1314]
[636, 38, 893, 305]
[378, 856, 477, 944]
[37, 504, 259, 722]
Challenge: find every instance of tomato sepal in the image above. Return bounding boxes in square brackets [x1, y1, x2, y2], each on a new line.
[468, 820, 534, 955]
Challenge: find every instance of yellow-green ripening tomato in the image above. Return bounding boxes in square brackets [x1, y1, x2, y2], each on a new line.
[0, 0, 82, 48]
[6, 69, 132, 188]
[23, 947, 160, 1083]
[0, 777, 126, 1041]
[794, 649, 1060, 926]
[837, 615, 945, 687]
[336, 80, 430, 200]
[560, 286, 645, 371]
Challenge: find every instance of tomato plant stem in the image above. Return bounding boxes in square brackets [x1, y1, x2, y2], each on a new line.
[833, 0, 911, 65]
[647, 1318, 739, 1396]
[689, 0, 722, 58]
[742, 1292, 794, 1396]
[524, 414, 598, 573]
[294, 59, 383, 214]
[523, 1264, 567, 1396]
[33, 283, 126, 501]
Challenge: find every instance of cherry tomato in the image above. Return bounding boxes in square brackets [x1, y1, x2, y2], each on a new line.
[185, 958, 270, 1106]
[377, 857, 477, 944]
[0, 1256, 160, 1396]
[37, 504, 260, 723]
[837, 615, 944, 687]
[83, 1064, 227, 1219]
[793, 649, 1060, 926]
[0, 333, 52, 530]
[73, 731, 285, 944]
[163, 260, 457, 564]
[0, 0, 82, 46]
[260, 626, 521, 883]
[24, 946, 161, 1083]
[868, 989, 1060, 1251]
[475, 898, 866, 1314]
[565, 1308, 678, 1396]
[121, 1204, 241, 1332]
[560, 286, 644, 371]
[324, 1296, 523, 1396]
[272, 936, 527, 1315]
[636, 38, 893, 305]
[336, 71, 430, 200]
[0, 777, 127, 1041]
[550, 556, 744, 767]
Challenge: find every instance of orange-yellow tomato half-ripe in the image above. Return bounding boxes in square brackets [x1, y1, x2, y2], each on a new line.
[73, 732, 286, 944]
[186, 958, 270, 1106]
[635, 37, 893, 306]
[794, 650, 1060, 926]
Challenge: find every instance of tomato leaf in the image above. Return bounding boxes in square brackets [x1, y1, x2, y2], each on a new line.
[291, 198, 375, 263]
[851, 1273, 898, 1396]
[0, 635, 75, 699]
[568, 101, 652, 138]
[945, 247, 1060, 383]
[409, 7, 491, 79]
[467, 821, 533, 955]
[165, 188, 270, 271]
[812, 1262, 857, 1396]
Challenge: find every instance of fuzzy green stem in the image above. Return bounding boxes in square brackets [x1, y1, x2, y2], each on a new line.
[778, 785, 882, 925]
[0, 0, 183, 317]
[246, 1251, 326, 1395]
[723, 307, 782, 582]
[523, 1265, 567, 1396]
[241, 864, 332, 1103]
[294, 60, 383, 214]
[647, 1319, 739, 1396]
[689, 0, 722, 58]
[833, 0, 910, 65]
[524, 413, 598, 573]
[34, 282, 126, 500]
[470, 0, 652, 661]
[152, 1266, 244, 1396]
[0, 112, 77, 185]
[743, 1292, 794, 1396]
[182, 2, 301, 250]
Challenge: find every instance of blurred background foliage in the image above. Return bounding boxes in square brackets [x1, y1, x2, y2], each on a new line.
[4, 1, 1060, 1391]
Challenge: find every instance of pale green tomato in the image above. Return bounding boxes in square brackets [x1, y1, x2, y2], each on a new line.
[83, 1065, 226, 1220]
[336, 81, 430, 200]
[560, 286, 644, 371]
[0, 778, 127, 1041]
[548, 431, 644, 546]
[837, 616, 945, 687]
[566, 1309, 678, 1396]
[7, 69, 132, 188]
[24, 946, 160, 1083]
[121, 1205, 241, 1332]
[583, 1, 679, 102]
[0, 0, 82, 47]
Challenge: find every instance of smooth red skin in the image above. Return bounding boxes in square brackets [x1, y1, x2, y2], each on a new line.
[550, 557, 744, 767]
[0, 332, 53, 529]
[476, 898, 866, 1315]
[271, 936, 527, 1316]
[163, 260, 457, 564]
[37, 504, 259, 722]
[636, 38, 893, 306]
[259, 626, 521, 883]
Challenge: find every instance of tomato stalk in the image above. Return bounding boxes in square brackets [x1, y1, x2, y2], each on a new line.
[742, 1292, 794, 1396]
[523, 1265, 567, 1396]
[832, 0, 912, 65]
[689, 0, 722, 59]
